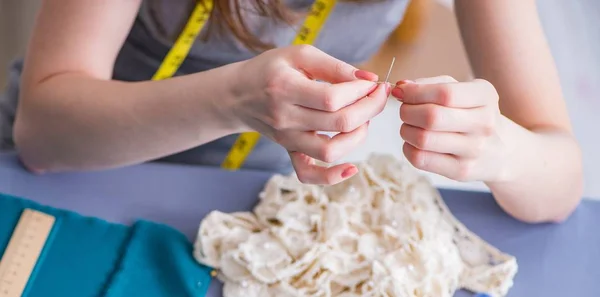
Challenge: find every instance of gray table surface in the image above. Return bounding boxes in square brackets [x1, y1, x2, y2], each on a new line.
[0, 153, 598, 296]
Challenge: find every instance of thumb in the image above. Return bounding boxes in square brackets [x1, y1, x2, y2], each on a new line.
[290, 45, 378, 83]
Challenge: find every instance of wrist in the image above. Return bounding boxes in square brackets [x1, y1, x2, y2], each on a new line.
[206, 62, 248, 135]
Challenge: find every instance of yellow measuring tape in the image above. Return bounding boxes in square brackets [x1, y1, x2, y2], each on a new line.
[152, 2, 213, 80]
[153, 0, 337, 170]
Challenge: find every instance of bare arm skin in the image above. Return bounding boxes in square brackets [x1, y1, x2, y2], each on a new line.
[15, 0, 387, 186]
[454, 0, 583, 222]
[16, 0, 241, 171]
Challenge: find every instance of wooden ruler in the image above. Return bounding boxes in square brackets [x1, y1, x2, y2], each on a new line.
[0, 209, 55, 297]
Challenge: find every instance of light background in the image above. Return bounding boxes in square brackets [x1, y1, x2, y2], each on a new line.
[352, 0, 600, 199]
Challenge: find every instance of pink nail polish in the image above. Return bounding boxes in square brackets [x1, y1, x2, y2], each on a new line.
[355, 69, 378, 81]
[392, 80, 414, 101]
[341, 166, 358, 178]
[396, 80, 415, 86]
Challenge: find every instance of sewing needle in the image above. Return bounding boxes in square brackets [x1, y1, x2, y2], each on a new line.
[384, 57, 395, 84]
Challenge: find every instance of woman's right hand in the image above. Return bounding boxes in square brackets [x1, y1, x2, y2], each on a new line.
[223, 45, 389, 185]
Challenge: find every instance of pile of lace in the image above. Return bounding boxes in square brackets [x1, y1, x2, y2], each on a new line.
[193, 154, 518, 297]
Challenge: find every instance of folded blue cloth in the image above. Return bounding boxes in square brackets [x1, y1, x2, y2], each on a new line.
[0, 193, 213, 297]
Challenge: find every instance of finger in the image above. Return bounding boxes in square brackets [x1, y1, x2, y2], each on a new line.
[403, 143, 476, 182]
[291, 45, 378, 83]
[292, 83, 388, 132]
[394, 78, 498, 108]
[354, 69, 379, 82]
[291, 78, 379, 111]
[400, 124, 484, 158]
[399, 103, 493, 133]
[391, 75, 456, 102]
[413, 76, 458, 85]
[290, 152, 358, 185]
[391, 75, 457, 98]
[277, 123, 369, 163]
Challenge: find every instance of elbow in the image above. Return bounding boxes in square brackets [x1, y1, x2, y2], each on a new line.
[14, 72, 95, 174]
[512, 163, 583, 225]
[496, 129, 585, 224]
[549, 211, 574, 224]
[544, 193, 582, 224]
[14, 118, 39, 173]
[549, 139, 585, 223]
[498, 166, 583, 225]
[547, 173, 584, 224]
[13, 109, 54, 174]
[510, 196, 580, 224]
[510, 211, 569, 225]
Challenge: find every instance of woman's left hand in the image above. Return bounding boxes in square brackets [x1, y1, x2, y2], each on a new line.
[392, 76, 512, 182]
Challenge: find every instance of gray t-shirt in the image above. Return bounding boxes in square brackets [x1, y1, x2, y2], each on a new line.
[0, 0, 409, 173]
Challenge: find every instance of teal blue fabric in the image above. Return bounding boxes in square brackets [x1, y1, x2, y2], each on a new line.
[0, 193, 213, 297]
[103, 221, 212, 297]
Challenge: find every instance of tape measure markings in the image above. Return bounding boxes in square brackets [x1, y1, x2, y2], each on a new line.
[155, 0, 338, 170]
[225, 0, 337, 169]
[152, 2, 213, 81]
[292, 0, 336, 45]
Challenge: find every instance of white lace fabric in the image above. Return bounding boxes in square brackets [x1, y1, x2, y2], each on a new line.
[194, 154, 518, 297]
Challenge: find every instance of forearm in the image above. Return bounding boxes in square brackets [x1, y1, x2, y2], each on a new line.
[487, 117, 583, 223]
[15, 63, 243, 172]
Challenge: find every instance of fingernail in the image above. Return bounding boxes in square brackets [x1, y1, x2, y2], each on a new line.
[392, 80, 413, 101]
[385, 83, 391, 95]
[395, 80, 415, 86]
[354, 69, 378, 81]
[392, 87, 404, 101]
[341, 166, 358, 179]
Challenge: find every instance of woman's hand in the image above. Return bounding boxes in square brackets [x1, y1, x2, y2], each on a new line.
[223, 45, 389, 185]
[392, 76, 512, 182]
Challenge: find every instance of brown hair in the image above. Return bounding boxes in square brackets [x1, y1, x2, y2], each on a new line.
[150, 0, 374, 52]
